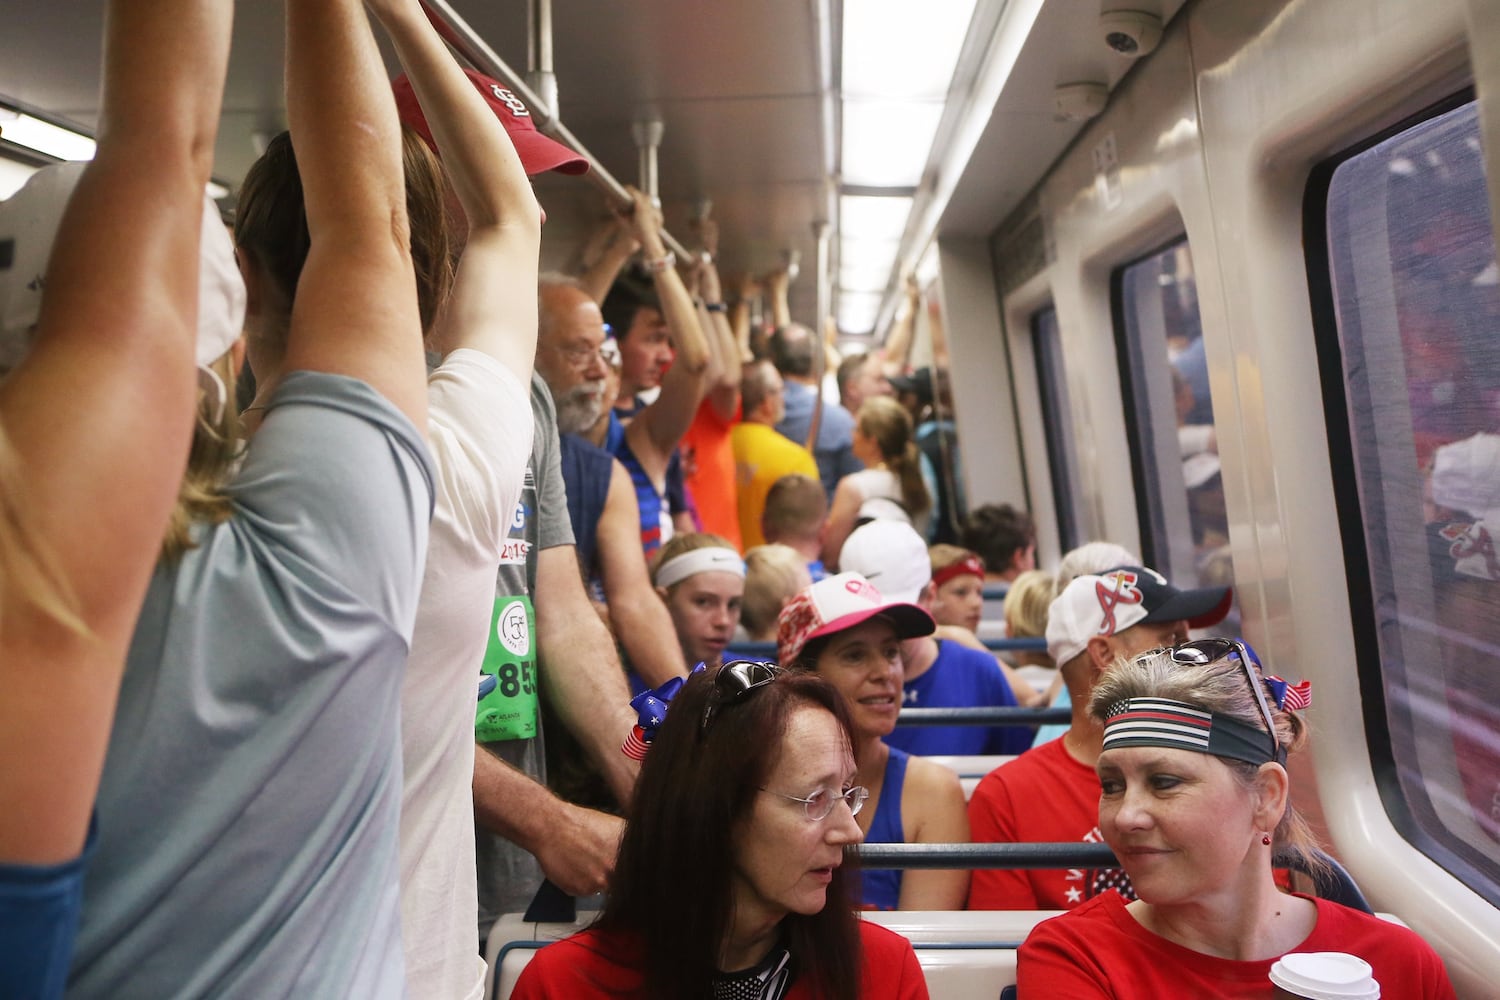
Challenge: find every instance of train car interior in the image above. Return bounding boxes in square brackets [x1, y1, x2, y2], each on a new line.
[3, 0, 1499, 996]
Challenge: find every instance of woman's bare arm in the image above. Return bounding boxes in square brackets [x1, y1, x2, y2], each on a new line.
[0, 0, 233, 863]
[370, 0, 541, 376]
[281, 0, 427, 430]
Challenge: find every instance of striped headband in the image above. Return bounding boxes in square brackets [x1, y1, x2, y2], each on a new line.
[654, 547, 746, 590]
[1103, 697, 1278, 766]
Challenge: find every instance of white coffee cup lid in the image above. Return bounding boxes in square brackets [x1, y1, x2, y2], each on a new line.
[1269, 952, 1380, 999]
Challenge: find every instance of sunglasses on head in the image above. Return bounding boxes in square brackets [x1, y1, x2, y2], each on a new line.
[701, 660, 782, 732]
[1165, 638, 1280, 760]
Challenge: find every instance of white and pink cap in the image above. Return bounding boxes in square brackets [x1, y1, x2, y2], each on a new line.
[776, 571, 934, 666]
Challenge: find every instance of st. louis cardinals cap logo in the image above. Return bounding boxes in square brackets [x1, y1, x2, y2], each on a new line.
[1095, 570, 1143, 636]
[487, 84, 531, 118]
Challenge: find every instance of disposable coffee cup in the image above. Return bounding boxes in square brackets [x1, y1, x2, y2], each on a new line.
[1269, 952, 1380, 999]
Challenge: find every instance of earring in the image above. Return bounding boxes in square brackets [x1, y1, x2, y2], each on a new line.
[1262, 834, 1272, 846]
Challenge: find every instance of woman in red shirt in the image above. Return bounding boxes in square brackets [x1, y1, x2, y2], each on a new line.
[512, 663, 929, 999]
[1018, 640, 1457, 998]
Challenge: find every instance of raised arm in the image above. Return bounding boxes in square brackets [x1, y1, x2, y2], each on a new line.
[282, 0, 427, 429]
[369, 0, 541, 376]
[692, 220, 740, 423]
[0, 0, 232, 867]
[577, 214, 640, 307]
[626, 187, 710, 458]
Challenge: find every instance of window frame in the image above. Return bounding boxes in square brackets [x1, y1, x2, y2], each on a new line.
[1108, 234, 1199, 577]
[1303, 87, 1500, 907]
[1029, 304, 1080, 554]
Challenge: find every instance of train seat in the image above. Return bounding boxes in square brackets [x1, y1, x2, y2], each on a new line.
[926, 754, 1015, 800]
[925, 754, 1015, 778]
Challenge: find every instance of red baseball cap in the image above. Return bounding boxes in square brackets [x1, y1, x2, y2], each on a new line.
[392, 70, 590, 177]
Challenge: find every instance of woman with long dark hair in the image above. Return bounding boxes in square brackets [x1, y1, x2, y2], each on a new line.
[512, 664, 930, 999]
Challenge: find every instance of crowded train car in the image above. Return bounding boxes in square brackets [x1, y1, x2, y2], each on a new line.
[1, 0, 1497, 997]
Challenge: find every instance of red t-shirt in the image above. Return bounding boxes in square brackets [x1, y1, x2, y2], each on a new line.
[511, 919, 929, 999]
[680, 397, 742, 549]
[968, 738, 1121, 910]
[1018, 892, 1457, 998]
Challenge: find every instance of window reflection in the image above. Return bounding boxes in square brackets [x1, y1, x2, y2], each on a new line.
[1116, 241, 1237, 633]
[1324, 98, 1500, 885]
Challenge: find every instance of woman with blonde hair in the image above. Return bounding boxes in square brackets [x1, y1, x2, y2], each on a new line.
[1019, 641, 1456, 997]
[0, 2, 233, 995]
[741, 543, 813, 641]
[824, 396, 932, 569]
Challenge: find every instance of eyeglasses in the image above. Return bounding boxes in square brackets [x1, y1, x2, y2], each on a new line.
[555, 342, 607, 370]
[760, 785, 869, 822]
[1167, 638, 1279, 759]
[701, 660, 782, 731]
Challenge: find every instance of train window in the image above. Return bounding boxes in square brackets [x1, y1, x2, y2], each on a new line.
[1030, 305, 1080, 552]
[1314, 96, 1500, 898]
[1112, 240, 1238, 628]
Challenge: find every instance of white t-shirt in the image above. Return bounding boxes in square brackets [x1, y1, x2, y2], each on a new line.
[400, 349, 533, 1000]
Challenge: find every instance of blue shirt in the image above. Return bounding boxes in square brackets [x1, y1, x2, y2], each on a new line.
[775, 380, 863, 498]
[0, 825, 94, 1000]
[885, 640, 1034, 756]
[857, 748, 909, 910]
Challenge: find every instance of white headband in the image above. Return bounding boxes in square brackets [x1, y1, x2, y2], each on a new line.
[654, 547, 746, 589]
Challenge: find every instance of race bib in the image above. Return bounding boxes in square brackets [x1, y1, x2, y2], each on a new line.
[476, 595, 538, 742]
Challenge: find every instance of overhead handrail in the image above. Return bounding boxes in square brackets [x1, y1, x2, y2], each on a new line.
[418, 0, 693, 263]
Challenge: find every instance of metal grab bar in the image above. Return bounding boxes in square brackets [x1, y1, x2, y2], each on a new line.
[896, 706, 1071, 727]
[856, 843, 1119, 870]
[418, 0, 693, 262]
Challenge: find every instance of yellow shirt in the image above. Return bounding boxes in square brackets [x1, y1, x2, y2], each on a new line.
[731, 422, 820, 550]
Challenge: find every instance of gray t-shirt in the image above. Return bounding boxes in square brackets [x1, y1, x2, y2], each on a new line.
[68, 372, 435, 999]
[475, 374, 575, 935]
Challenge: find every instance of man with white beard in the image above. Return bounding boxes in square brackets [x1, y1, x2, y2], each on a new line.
[535, 274, 688, 690]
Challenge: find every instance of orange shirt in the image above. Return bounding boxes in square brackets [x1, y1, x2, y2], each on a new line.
[681, 397, 742, 550]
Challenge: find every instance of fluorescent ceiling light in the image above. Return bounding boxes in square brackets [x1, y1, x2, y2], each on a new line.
[0, 108, 96, 162]
[842, 0, 977, 101]
[207, 180, 230, 200]
[837, 237, 900, 272]
[840, 194, 914, 241]
[837, 290, 883, 333]
[842, 101, 944, 187]
[839, 260, 897, 293]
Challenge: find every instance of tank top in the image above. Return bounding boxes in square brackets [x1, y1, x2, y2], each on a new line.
[558, 432, 613, 579]
[858, 747, 909, 910]
[605, 411, 675, 557]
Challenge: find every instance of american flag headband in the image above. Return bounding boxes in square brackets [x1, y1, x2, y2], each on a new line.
[1102, 697, 1283, 767]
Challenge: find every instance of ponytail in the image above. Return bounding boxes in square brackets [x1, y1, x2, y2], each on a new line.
[892, 441, 930, 517]
[855, 396, 931, 518]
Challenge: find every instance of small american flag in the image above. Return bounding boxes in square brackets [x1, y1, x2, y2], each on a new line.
[621, 725, 649, 761]
[1266, 676, 1312, 711]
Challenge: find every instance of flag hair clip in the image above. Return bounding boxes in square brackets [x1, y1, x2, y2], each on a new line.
[1265, 675, 1311, 712]
[621, 664, 705, 760]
